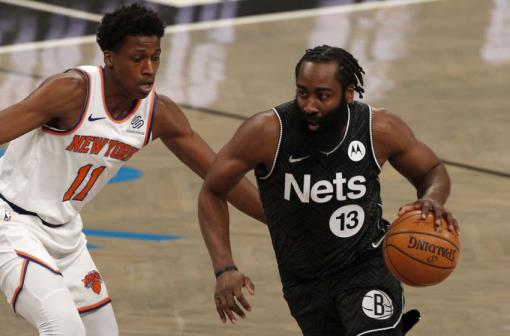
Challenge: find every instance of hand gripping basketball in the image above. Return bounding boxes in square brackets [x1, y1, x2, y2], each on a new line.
[383, 210, 460, 286]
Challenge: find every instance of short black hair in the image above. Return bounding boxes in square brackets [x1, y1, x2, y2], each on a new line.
[295, 45, 365, 98]
[96, 3, 165, 52]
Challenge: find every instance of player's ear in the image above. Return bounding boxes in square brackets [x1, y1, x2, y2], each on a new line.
[103, 51, 114, 68]
[345, 85, 355, 103]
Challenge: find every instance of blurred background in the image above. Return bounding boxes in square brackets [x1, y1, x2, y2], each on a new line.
[0, 0, 509, 335]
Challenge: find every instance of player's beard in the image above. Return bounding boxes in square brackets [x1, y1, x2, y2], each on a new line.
[289, 95, 349, 157]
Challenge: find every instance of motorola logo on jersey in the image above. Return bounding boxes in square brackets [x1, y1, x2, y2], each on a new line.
[284, 173, 366, 203]
[362, 290, 394, 320]
[348, 140, 365, 162]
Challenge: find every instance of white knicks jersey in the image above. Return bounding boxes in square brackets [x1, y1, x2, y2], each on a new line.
[0, 65, 156, 225]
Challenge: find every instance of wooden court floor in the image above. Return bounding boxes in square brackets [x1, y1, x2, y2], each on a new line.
[0, 0, 509, 335]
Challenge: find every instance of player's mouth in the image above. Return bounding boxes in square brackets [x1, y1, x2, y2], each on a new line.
[139, 82, 153, 94]
[306, 120, 320, 132]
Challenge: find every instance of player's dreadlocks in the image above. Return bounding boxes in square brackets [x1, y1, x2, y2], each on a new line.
[96, 3, 165, 52]
[295, 45, 366, 98]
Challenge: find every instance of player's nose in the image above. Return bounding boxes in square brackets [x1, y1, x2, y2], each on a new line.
[142, 59, 155, 77]
[303, 98, 319, 115]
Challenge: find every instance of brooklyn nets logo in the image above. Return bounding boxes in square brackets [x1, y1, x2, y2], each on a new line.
[131, 116, 144, 129]
[348, 140, 365, 162]
[362, 290, 394, 320]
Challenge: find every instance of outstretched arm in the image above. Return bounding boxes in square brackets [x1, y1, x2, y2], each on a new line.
[372, 109, 459, 233]
[198, 111, 278, 324]
[151, 95, 265, 223]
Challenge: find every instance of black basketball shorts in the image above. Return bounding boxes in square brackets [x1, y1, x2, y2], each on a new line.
[282, 255, 404, 336]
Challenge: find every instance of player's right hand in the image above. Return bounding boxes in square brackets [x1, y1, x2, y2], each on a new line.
[214, 270, 255, 324]
[398, 198, 460, 235]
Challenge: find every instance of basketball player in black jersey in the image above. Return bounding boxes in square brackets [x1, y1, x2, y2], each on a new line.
[198, 45, 459, 335]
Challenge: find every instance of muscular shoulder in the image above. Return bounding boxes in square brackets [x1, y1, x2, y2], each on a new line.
[151, 94, 190, 140]
[228, 110, 280, 151]
[155, 93, 179, 112]
[372, 108, 414, 138]
[228, 110, 279, 168]
[243, 110, 279, 136]
[372, 108, 404, 133]
[43, 70, 87, 98]
[25, 70, 87, 120]
[371, 107, 417, 164]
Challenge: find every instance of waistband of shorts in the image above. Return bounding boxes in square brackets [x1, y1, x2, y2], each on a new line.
[279, 248, 384, 289]
[0, 194, 64, 228]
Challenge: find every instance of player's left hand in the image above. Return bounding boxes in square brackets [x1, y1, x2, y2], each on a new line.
[398, 198, 460, 235]
[214, 270, 255, 324]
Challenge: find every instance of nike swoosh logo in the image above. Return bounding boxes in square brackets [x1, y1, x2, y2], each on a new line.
[88, 115, 106, 122]
[289, 155, 310, 163]
[371, 235, 385, 248]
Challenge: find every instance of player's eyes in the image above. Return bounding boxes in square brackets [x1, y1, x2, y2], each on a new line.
[318, 92, 331, 100]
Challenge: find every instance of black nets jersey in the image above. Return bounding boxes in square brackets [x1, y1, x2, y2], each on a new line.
[256, 100, 387, 287]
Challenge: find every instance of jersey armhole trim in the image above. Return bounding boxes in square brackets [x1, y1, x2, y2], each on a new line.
[144, 92, 157, 146]
[258, 108, 282, 180]
[369, 105, 382, 173]
[41, 68, 90, 136]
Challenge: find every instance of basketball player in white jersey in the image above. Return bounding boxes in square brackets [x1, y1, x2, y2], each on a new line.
[0, 4, 264, 335]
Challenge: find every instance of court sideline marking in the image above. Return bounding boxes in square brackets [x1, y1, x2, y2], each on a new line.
[179, 104, 510, 179]
[0, 0, 102, 22]
[0, 0, 441, 55]
[3, 0, 503, 178]
[145, 0, 243, 7]
[0, 148, 179, 243]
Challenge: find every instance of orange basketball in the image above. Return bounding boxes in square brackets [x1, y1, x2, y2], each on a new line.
[382, 210, 460, 287]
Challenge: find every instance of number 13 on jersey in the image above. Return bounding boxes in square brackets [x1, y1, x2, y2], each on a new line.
[329, 204, 365, 238]
[63, 164, 106, 201]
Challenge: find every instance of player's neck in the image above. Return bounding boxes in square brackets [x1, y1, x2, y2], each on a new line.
[315, 124, 347, 153]
[316, 110, 348, 153]
[103, 68, 137, 118]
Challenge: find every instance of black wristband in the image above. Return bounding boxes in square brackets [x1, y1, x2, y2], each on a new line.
[215, 265, 238, 278]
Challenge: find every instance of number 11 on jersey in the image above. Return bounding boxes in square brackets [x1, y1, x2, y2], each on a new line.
[63, 164, 106, 201]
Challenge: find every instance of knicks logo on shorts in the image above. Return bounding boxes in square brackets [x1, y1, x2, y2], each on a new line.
[82, 270, 103, 294]
[362, 290, 393, 320]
